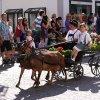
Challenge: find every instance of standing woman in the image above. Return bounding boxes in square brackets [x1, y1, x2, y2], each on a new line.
[65, 14, 72, 33]
[41, 15, 51, 46]
[87, 16, 95, 34]
[8, 19, 14, 42]
[51, 13, 57, 29]
[20, 17, 29, 42]
[8, 19, 15, 62]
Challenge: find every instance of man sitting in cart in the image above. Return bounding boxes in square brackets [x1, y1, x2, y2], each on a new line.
[71, 23, 92, 61]
[65, 20, 81, 49]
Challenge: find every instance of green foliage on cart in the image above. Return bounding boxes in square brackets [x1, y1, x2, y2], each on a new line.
[91, 41, 100, 51]
[49, 47, 72, 56]
[49, 47, 58, 51]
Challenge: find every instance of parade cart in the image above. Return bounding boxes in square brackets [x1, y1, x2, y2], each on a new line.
[16, 40, 100, 79]
[48, 42, 84, 80]
[48, 41, 100, 77]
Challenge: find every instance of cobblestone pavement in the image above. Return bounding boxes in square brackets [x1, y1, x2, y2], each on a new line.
[0, 57, 100, 100]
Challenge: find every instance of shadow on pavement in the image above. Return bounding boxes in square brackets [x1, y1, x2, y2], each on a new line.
[0, 64, 14, 73]
[14, 76, 100, 100]
[0, 85, 8, 98]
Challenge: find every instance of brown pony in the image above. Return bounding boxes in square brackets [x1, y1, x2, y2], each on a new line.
[16, 50, 67, 87]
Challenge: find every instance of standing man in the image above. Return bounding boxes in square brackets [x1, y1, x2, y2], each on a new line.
[33, 10, 45, 48]
[0, 13, 12, 64]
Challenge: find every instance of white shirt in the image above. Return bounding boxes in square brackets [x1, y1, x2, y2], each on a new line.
[65, 29, 81, 43]
[78, 31, 92, 45]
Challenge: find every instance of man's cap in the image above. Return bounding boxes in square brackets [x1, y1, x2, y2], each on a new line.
[18, 17, 23, 20]
[70, 20, 78, 27]
[1, 13, 7, 16]
[39, 9, 44, 12]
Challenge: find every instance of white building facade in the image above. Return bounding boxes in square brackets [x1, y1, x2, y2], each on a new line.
[0, 0, 100, 26]
[1, 0, 100, 18]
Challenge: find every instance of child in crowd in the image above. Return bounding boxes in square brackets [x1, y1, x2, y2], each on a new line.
[39, 38, 45, 48]
[26, 29, 35, 53]
[48, 28, 56, 45]
[71, 23, 92, 61]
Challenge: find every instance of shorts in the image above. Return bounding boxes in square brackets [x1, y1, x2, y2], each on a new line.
[1, 40, 12, 52]
[73, 43, 88, 52]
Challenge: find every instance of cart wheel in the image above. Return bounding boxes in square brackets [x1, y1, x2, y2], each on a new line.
[90, 56, 100, 76]
[88, 58, 94, 67]
[73, 65, 84, 80]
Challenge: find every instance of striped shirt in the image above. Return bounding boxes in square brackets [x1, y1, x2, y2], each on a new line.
[34, 16, 42, 29]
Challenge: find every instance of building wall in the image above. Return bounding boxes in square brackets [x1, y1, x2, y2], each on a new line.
[63, 0, 70, 24]
[1, 0, 100, 26]
[0, 0, 2, 18]
[57, 0, 63, 18]
[2, 0, 58, 19]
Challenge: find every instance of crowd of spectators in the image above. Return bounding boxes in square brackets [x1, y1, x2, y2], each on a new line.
[0, 10, 100, 64]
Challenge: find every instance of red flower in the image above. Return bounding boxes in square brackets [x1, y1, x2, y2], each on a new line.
[57, 47, 64, 51]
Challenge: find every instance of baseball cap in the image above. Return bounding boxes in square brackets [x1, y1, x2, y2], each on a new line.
[18, 17, 23, 20]
[39, 9, 44, 12]
[1, 13, 7, 16]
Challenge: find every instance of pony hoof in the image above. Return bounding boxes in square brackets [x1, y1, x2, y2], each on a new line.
[34, 85, 39, 88]
[34, 83, 39, 88]
[31, 76, 34, 80]
[34, 81, 40, 88]
[33, 82, 36, 87]
[63, 79, 67, 82]
[47, 80, 52, 85]
[16, 84, 19, 88]
[64, 77, 67, 81]
[45, 76, 49, 80]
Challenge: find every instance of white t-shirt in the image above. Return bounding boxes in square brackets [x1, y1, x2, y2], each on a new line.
[78, 31, 92, 45]
[65, 29, 81, 43]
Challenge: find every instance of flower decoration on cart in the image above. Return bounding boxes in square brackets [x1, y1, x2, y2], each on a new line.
[49, 46, 72, 57]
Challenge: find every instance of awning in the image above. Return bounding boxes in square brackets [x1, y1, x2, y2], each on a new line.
[5, 9, 23, 14]
[24, 7, 46, 14]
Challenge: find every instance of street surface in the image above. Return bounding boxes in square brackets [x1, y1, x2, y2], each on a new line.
[0, 57, 100, 100]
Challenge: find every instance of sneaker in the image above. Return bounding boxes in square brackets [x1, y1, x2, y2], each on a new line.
[2, 59, 8, 64]
[7, 59, 14, 64]
[11, 58, 15, 63]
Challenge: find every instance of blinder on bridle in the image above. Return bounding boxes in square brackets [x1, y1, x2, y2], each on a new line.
[16, 40, 28, 54]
